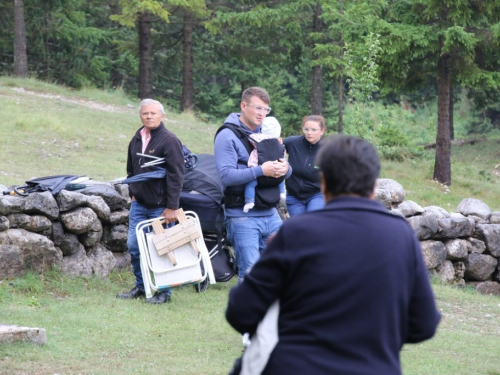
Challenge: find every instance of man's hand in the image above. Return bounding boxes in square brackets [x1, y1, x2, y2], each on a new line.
[261, 161, 276, 177]
[276, 158, 290, 176]
[262, 159, 289, 178]
[162, 208, 178, 225]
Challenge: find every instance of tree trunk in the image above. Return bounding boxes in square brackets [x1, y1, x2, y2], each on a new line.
[13, 0, 27, 77]
[181, 9, 195, 111]
[310, 1, 323, 114]
[45, 14, 51, 81]
[109, 1, 124, 89]
[338, 75, 343, 133]
[138, 12, 153, 99]
[433, 49, 452, 186]
[449, 84, 454, 140]
[337, 0, 344, 133]
[311, 65, 323, 114]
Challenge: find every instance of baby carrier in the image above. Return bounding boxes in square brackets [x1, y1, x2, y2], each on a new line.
[179, 154, 237, 291]
[215, 123, 285, 209]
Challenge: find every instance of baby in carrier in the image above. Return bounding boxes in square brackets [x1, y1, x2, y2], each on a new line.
[244, 117, 286, 213]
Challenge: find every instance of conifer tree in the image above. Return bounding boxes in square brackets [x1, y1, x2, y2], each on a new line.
[378, 0, 500, 185]
[112, 0, 207, 99]
[13, 0, 28, 77]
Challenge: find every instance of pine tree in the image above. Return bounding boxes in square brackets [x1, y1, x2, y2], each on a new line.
[378, 0, 500, 185]
[13, 0, 28, 77]
[111, 0, 207, 100]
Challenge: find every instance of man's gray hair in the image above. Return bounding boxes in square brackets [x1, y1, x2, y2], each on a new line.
[138, 99, 165, 115]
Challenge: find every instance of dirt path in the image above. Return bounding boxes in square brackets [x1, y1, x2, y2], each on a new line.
[11, 86, 136, 115]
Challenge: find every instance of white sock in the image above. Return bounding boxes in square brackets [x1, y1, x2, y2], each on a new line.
[243, 202, 255, 213]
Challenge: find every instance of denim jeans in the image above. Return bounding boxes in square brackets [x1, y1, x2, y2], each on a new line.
[286, 192, 324, 217]
[226, 212, 283, 284]
[127, 200, 171, 295]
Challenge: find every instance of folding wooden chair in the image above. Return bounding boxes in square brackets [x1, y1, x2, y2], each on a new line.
[136, 209, 215, 299]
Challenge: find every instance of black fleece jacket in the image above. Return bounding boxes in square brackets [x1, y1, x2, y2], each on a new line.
[126, 122, 184, 209]
[283, 135, 322, 200]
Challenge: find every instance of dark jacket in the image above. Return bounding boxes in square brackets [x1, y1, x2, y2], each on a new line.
[126, 122, 184, 209]
[226, 196, 441, 375]
[283, 135, 322, 199]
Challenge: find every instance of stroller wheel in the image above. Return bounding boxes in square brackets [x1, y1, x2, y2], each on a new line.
[195, 277, 209, 293]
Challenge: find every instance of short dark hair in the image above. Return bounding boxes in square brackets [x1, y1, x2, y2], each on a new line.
[316, 135, 380, 197]
[241, 87, 270, 104]
[302, 115, 326, 130]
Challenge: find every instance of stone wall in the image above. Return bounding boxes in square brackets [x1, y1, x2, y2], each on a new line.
[375, 179, 500, 295]
[0, 181, 131, 279]
[1, 178, 500, 295]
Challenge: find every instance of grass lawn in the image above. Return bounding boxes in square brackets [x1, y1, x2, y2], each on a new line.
[0, 271, 240, 375]
[1, 271, 500, 375]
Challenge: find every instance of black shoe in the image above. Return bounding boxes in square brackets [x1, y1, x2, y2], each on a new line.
[116, 286, 145, 299]
[145, 290, 171, 304]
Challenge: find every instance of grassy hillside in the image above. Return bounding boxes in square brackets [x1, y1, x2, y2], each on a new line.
[0, 76, 499, 212]
[0, 77, 218, 187]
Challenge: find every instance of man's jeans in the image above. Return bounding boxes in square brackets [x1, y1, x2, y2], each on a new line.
[127, 200, 171, 295]
[226, 212, 283, 284]
[286, 192, 324, 217]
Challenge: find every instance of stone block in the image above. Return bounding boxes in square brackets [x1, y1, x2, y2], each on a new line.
[0, 324, 46, 345]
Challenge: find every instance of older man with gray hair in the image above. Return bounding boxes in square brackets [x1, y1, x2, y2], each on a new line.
[116, 99, 185, 304]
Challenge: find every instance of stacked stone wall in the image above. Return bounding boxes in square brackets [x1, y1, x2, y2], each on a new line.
[375, 179, 500, 295]
[0, 181, 131, 279]
[1, 178, 500, 295]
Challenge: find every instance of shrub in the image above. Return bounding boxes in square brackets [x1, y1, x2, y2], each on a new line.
[378, 145, 425, 161]
[374, 122, 409, 147]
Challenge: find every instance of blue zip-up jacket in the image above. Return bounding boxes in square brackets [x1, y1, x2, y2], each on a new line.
[214, 113, 291, 217]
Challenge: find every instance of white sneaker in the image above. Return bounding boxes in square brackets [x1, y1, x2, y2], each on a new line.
[243, 202, 255, 213]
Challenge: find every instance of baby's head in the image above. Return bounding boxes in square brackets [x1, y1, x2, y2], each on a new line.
[262, 117, 281, 138]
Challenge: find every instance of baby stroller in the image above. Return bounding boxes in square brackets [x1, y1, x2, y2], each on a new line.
[180, 154, 237, 292]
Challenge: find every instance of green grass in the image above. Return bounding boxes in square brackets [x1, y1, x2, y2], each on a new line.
[1, 272, 500, 375]
[0, 270, 240, 375]
[0, 77, 218, 186]
[401, 281, 500, 375]
[1, 77, 500, 374]
[380, 140, 500, 210]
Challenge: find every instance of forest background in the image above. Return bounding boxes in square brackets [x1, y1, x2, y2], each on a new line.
[1, 0, 500, 187]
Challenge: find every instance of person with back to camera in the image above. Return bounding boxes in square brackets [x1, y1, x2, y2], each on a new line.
[214, 87, 292, 284]
[283, 114, 326, 216]
[226, 134, 441, 375]
[243, 116, 286, 213]
[116, 99, 185, 304]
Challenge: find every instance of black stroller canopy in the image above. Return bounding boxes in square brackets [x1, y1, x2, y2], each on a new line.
[182, 154, 223, 205]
